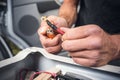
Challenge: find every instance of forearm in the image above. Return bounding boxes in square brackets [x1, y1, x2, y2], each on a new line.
[59, 0, 79, 27]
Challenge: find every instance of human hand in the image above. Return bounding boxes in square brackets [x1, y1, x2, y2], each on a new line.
[61, 25, 119, 67]
[38, 15, 68, 53]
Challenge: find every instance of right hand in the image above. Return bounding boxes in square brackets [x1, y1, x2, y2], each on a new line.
[38, 15, 68, 53]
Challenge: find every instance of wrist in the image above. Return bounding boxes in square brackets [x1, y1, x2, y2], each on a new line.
[59, 15, 72, 27]
[110, 35, 120, 60]
[58, 4, 77, 27]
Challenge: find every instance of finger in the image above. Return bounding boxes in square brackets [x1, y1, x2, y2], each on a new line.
[39, 16, 59, 35]
[47, 15, 67, 27]
[45, 43, 62, 54]
[72, 57, 97, 67]
[40, 34, 62, 47]
[39, 16, 56, 34]
[61, 25, 101, 40]
[61, 26, 90, 40]
[47, 15, 58, 25]
[47, 15, 57, 21]
[62, 37, 101, 51]
[69, 50, 100, 59]
[39, 21, 50, 35]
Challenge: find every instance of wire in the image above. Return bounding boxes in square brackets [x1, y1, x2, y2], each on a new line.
[19, 69, 57, 80]
[29, 71, 57, 80]
[19, 69, 31, 80]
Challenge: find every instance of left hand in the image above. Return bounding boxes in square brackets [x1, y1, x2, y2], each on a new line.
[38, 15, 68, 53]
[61, 24, 119, 67]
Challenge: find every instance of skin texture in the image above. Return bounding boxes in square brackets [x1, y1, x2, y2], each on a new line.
[38, 0, 78, 53]
[38, 16, 68, 53]
[61, 25, 120, 67]
[58, 0, 79, 27]
[38, 0, 120, 67]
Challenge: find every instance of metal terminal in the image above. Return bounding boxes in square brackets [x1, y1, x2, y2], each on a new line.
[41, 16, 57, 38]
[41, 16, 47, 21]
[46, 28, 56, 39]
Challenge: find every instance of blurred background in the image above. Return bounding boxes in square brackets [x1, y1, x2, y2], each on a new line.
[0, 0, 63, 60]
[0, 0, 120, 76]
[0, 1, 120, 80]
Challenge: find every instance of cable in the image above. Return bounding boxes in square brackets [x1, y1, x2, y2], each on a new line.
[29, 71, 56, 80]
[19, 69, 57, 80]
[19, 69, 32, 80]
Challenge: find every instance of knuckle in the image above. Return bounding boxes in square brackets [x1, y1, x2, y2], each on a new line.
[88, 51, 100, 59]
[45, 47, 54, 53]
[73, 58, 97, 67]
[54, 37, 61, 44]
[94, 37, 102, 48]
[88, 25, 102, 34]
[89, 60, 98, 67]
[45, 45, 61, 53]
[52, 39, 61, 46]
[42, 41, 49, 47]
[90, 37, 102, 49]
[91, 59, 97, 65]
[62, 41, 72, 51]
[63, 32, 70, 40]
[53, 41, 59, 45]
[90, 58, 104, 67]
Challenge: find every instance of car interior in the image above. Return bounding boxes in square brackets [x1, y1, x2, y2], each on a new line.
[0, 0, 120, 80]
[0, 0, 60, 59]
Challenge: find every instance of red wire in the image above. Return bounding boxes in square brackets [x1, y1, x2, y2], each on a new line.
[29, 72, 40, 80]
[19, 69, 30, 80]
[29, 71, 56, 80]
[19, 69, 57, 80]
